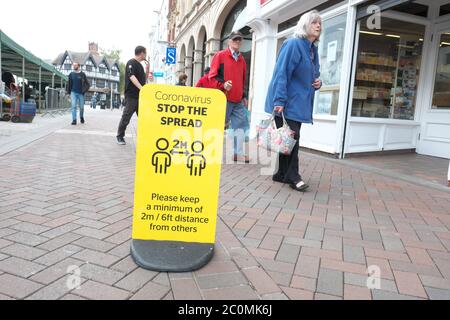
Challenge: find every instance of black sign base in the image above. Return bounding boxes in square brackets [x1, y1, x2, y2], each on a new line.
[131, 239, 214, 272]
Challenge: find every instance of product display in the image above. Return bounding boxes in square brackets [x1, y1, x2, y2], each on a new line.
[392, 43, 422, 119]
[352, 31, 423, 119]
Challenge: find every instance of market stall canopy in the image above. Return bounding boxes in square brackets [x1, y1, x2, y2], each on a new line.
[0, 29, 67, 85]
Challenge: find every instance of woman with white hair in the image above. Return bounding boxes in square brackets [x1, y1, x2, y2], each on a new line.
[264, 10, 322, 192]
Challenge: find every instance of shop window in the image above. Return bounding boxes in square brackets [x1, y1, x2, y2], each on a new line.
[440, 3, 450, 16]
[276, 13, 347, 115]
[351, 17, 425, 120]
[432, 33, 450, 109]
[277, 0, 345, 33]
[314, 13, 347, 116]
[390, 2, 428, 17]
[97, 79, 105, 88]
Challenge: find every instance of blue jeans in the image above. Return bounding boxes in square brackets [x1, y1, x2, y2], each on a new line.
[226, 101, 248, 156]
[71, 92, 85, 121]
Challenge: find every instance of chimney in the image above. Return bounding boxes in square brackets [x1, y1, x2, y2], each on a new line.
[89, 42, 98, 53]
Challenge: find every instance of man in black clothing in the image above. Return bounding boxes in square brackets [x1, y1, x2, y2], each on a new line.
[67, 63, 90, 125]
[116, 46, 147, 145]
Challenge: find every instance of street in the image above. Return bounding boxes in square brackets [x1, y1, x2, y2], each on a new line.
[0, 109, 449, 300]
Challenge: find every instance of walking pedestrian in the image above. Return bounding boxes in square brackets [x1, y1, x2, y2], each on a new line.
[116, 46, 147, 145]
[209, 31, 250, 163]
[195, 67, 214, 88]
[176, 73, 188, 86]
[264, 10, 322, 192]
[67, 62, 90, 125]
[91, 92, 97, 109]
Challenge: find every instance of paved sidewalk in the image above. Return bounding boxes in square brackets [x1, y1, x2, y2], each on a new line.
[0, 111, 72, 156]
[0, 108, 449, 300]
[347, 153, 449, 188]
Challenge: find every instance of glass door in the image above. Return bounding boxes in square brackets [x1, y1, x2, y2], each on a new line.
[417, 21, 450, 159]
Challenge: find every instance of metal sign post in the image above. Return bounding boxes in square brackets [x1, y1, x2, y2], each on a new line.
[22, 57, 25, 101]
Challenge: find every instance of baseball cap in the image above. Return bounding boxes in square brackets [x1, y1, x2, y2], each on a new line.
[229, 31, 243, 40]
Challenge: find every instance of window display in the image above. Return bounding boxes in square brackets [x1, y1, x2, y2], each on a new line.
[351, 17, 425, 120]
[276, 13, 347, 116]
[314, 13, 347, 115]
[432, 33, 450, 109]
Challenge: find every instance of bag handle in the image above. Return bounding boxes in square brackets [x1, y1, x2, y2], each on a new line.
[269, 108, 290, 128]
[274, 109, 289, 127]
[281, 111, 289, 127]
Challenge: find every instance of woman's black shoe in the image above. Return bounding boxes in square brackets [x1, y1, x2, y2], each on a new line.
[290, 181, 309, 192]
[272, 176, 285, 183]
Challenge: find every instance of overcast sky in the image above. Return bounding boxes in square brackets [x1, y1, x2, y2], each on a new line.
[0, 0, 163, 63]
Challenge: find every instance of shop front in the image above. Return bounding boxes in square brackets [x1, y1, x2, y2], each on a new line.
[247, 0, 450, 159]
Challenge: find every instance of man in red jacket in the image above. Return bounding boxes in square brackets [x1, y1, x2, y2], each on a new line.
[209, 31, 249, 163]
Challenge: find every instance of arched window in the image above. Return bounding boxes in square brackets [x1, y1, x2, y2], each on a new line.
[220, 0, 252, 99]
[220, 0, 247, 50]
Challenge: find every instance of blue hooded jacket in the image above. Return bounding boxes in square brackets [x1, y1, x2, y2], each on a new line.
[265, 37, 321, 124]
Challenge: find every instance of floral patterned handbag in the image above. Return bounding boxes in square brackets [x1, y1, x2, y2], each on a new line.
[256, 111, 297, 155]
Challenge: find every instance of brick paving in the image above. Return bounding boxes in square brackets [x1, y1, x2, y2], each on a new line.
[0, 108, 449, 300]
[347, 153, 449, 188]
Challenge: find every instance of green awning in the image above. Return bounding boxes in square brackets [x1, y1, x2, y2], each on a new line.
[0, 29, 67, 85]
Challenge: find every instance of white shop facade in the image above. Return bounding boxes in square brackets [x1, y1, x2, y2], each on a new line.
[245, 0, 450, 159]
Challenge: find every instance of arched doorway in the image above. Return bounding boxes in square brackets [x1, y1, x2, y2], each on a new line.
[178, 44, 186, 77]
[186, 37, 195, 86]
[217, 0, 252, 101]
[196, 26, 208, 82]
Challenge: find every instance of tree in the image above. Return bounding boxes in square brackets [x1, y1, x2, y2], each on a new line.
[100, 48, 125, 94]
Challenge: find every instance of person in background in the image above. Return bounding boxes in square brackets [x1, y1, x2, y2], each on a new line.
[1, 71, 15, 90]
[116, 46, 147, 145]
[67, 62, 90, 125]
[91, 92, 97, 109]
[195, 67, 214, 88]
[264, 10, 322, 192]
[209, 31, 249, 163]
[176, 73, 188, 86]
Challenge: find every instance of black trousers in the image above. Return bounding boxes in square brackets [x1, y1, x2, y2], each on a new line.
[117, 96, 139, 138]
[273, 116, 302, 185]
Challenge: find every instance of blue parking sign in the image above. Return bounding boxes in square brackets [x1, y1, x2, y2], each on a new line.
[166, 47, 177, 65]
